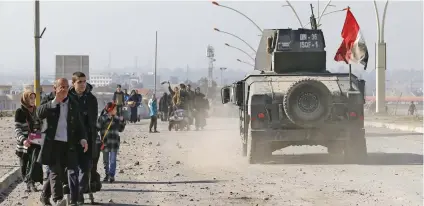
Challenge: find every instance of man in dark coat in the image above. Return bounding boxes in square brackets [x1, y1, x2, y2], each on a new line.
[185, 84, 195, 128]
[38, 78, 88, 205]
[69, 72, 99, 204]
[193, 87, 208, 130]
[112, 85, 125, 116]
[159, 92, 170, 121]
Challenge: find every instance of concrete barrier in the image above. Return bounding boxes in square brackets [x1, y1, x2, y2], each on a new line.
[365, 121, 423, 133]
[0, 110, 14, 117]
[0, 167, 21, 194]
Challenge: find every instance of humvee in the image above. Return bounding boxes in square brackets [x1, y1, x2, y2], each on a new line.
[221, 27, 367, 164]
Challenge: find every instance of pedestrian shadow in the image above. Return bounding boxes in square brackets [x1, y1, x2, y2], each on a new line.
[112, 180, 223, 185]
[261, 153, 423, 165]
[93, 203, 155, 206]
[366, 132, 423, 137]
[101, 189, 177, 193]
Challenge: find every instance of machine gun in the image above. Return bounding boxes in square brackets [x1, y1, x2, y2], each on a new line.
[310, 3, 318, 30]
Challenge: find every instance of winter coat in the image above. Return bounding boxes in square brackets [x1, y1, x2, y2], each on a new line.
[97, 115, 125, 152]
[113, 91, 125, 106]
[148, 99, 158, 117]
[36, 94, 87, 167]
[68, 83, 99, 158]
[194, 93, 207, 111]
[14, 105, 41, 157]
[159, 94, 170, 112]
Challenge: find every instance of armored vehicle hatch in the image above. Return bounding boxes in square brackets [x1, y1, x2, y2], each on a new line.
[255, 28, 326, 74]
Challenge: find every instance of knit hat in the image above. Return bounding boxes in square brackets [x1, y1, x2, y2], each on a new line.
[105, 102, 116, 113]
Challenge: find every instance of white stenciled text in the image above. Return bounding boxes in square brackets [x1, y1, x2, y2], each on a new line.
[300, 41, 311, 48]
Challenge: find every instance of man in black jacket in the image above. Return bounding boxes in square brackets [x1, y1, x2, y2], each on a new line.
[186, 84, 195, 126]
[37, 78, 88, 206]
[159, 92, 170, 121]
[112, 85, 125, 116]
[69, 72, 99, 204]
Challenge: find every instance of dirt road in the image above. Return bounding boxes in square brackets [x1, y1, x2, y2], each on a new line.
[1, 118, 422, 206]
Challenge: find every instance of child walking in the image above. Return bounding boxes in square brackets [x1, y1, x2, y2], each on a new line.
[97, 102, 126, 183]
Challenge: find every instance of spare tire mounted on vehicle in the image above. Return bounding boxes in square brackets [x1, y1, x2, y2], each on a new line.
[283, 79, 332, 128]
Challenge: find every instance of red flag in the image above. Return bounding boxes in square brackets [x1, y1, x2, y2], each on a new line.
[334, 9, 369, 70]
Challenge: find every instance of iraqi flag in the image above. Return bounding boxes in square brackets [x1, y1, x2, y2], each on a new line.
[334, 8, 369, 70]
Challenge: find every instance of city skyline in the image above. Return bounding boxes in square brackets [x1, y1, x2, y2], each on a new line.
[0, 1, 422, 77]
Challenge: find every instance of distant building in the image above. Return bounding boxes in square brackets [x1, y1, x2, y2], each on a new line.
[90, 73, 113, 87]
[142, 73, 160, 89]
[0, 85, 12, 95]
[55, 55, 89, 80]
[23, 84, 54, 94]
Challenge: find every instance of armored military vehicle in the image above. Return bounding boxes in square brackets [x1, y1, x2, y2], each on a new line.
[221, 14, 367, 164]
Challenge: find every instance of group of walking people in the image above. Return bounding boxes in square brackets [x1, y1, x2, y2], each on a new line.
[112, 85, 143, 123]
[158, 82, 209, 130]
[15, 72, 126, 205]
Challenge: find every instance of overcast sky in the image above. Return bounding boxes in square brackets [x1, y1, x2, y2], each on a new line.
[0, 0, 422, 76]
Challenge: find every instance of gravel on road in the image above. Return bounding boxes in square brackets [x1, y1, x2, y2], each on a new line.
[0, 118, 422, 206]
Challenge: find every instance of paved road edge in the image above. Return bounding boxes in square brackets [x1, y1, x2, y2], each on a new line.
[0, 167, 20, 194]
[365, 121, 423, 133]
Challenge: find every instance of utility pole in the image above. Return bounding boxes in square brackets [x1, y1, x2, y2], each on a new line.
[34, 0, 41, 106]
[206, 45, 215, 97]
[154, 31, 158, 95]
[374, 0, 389, 114]
[186, 65, 189, 83]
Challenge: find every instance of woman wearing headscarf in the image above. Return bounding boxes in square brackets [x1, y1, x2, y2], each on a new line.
[14, 91, 43, 192]
[172, 87, 181, 110]
[127, 90, 139, 123]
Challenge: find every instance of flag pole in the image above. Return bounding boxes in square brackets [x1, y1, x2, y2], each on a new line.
[349, 64, 353, 91]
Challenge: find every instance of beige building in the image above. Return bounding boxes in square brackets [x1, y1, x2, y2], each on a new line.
[55, 55, 90, 80]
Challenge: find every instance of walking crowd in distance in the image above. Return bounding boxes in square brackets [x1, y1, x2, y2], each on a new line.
[12, 72, 210, 205]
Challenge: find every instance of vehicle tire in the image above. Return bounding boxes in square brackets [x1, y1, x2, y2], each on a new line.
[283, 79, 332, 128]
[247, 133, 272, 164]
[168, 123, 172, 131]
[344, 129, 367, 163]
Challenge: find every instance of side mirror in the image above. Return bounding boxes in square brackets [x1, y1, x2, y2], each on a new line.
[221, 87, 230, 104]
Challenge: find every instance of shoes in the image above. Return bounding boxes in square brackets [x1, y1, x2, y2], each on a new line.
[29, 182, 38, 192]
[153, 130, 160, 133]
[77, 194, 84, 205]
[39, 193, 52, 206]
[63, 184, 70, 195]
[54, 199, 65, 206]
[69, 201, 78, 206]
[109, 176, 115, 183]
[25, 183, 31, 193]
[103, 175, 109, 182]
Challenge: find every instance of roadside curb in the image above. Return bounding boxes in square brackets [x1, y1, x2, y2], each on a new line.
[0, 167, 21, 194]
[365, 121, 424, 133]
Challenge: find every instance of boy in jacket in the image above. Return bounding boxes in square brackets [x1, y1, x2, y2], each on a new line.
[97, 102, 126, 183]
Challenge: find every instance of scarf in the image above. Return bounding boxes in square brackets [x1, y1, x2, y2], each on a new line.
[21, 91, 36, 113]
